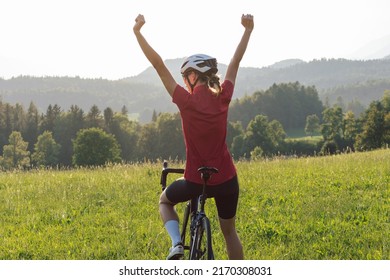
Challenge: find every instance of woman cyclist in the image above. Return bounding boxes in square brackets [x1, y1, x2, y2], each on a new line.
[133, 13, 254, 260]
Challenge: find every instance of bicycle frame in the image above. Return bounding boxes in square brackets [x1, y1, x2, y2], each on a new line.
[160, 161, 217, 260]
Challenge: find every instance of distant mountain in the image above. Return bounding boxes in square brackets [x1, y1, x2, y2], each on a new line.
[0, 76, 177, 123]
[124, 57, 390, 97]
[268, 59, 305, 69]
[1, 58, 390, 123]
[126, 58, 185, 86]
[349, 34, 390, 60]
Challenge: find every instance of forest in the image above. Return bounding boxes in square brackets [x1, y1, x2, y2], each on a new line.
[0, 80, 389, 170]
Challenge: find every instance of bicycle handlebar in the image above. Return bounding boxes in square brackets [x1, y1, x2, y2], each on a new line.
[160, 161, 184, 191]
[160, 161, 219, 191]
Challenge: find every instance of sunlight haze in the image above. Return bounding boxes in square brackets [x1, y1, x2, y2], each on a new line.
[1, 0, 390, 80]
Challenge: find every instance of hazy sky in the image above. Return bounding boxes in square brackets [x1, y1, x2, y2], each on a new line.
[1, 0, 390, 80]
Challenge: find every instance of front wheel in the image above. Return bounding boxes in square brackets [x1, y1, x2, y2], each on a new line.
[190, 217, 214, 260]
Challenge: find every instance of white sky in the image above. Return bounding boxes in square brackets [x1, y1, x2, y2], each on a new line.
[1, 0, 390, 80]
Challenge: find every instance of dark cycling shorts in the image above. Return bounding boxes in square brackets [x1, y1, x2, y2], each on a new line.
[165, 176, 239, 219]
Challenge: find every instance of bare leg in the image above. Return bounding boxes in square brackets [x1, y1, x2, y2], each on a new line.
[159, 191, 179, 223]
[219, 216, 244, 259]
[159, 191, 183, 259]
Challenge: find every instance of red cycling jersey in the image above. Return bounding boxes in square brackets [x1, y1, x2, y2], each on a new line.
[172, 80, 237, 185]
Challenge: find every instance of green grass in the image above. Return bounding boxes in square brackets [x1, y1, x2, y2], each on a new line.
[286, 135, 323, 143]
[285, 129, 322, 139]
[0, 150, 389, 260]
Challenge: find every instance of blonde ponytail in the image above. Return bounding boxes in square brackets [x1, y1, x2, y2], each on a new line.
[208, 74, 222, 96]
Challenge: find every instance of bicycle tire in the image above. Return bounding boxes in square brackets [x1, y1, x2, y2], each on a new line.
[190, 216, 214, 260]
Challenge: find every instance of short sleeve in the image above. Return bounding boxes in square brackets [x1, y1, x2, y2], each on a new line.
[172, 84, 190, 110]
[220, 80, 234, 103]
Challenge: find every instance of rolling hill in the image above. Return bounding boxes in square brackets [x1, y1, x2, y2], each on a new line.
[1, 57, 390, 123]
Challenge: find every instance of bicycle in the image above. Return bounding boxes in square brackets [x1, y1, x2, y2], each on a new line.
[160, 161, 218, 260]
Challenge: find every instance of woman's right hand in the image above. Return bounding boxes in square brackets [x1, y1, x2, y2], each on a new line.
[241, 14, 254, 31]
[133, 14, 145, 33]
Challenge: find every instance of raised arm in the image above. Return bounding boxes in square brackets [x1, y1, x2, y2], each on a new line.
[225, 14, 254, 85]
[133, 14, 177, 97]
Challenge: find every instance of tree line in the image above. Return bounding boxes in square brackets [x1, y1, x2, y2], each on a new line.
[0, 82, 389, 169]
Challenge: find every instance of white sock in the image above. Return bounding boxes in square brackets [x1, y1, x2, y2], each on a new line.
[164, 220, 181, 246]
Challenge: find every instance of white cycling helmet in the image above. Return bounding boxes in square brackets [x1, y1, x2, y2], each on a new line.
[180, 54, 218, 76]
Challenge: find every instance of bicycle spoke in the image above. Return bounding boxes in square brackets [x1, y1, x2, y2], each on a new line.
[190, 217, 213, 260]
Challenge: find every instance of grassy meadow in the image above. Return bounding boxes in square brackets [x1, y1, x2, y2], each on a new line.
[0, 149, 389, 260]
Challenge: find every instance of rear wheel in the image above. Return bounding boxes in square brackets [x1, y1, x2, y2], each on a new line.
[190, 217, 214, 260]
[181, 203, 191, 259]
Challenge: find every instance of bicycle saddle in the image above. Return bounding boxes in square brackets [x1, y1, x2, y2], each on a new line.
[197, 166, 219, 174]
[197, 166, 219, 181]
